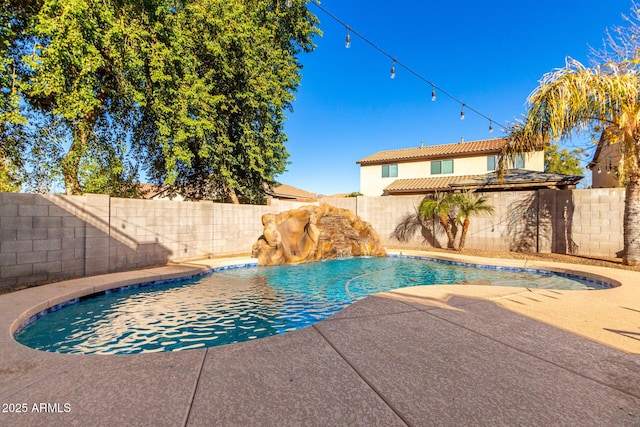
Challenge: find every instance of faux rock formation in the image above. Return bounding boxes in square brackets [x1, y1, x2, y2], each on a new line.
[251, 203, 386, 266]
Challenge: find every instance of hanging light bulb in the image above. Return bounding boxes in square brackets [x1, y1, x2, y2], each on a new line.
[390, 60, 396, 79]
[489, 121, 494, 133]
[431, 85, 436, 101]
[460, 104, 465, 120]
[285, 0, 292, 7]
[345, 27, 351, 48]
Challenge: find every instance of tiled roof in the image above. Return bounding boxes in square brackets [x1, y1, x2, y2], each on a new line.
[384, 170, 583, 194]
[138, 183, 162, 199]
[269, 184, 317, 200]
[357, 138, 507, 165]
[383, 176, 477, 193]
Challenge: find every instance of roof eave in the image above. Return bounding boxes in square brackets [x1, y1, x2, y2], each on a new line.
[356, 149, 505, 165]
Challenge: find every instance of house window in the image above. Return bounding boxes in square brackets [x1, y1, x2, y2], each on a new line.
[487, 155, 496, 171]
[431, 159, 453, 175]
[382, 164, 398, 178]
[513, 154, 524, 169]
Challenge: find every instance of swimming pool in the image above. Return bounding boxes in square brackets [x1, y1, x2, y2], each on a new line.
[14, 256, 611, 354]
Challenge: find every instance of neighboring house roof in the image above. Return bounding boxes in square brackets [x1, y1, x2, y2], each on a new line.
[268, 184, 317, 201]
[384, 170, 583, 195]
[138, 183, 189, 201]
[383, 175, 478, 193]
[138, 183, 169, 199]
[356, 138, 507, 165]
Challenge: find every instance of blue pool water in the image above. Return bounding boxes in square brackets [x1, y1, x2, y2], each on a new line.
[15, 256, 610, 354]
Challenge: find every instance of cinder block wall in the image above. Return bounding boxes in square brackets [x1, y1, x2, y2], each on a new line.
[355, 190, 625, 258]
[108, 197, 215, 270]
[0, 189, 626, 289]
[320, 197, 357, 212]
[0, 194, 304, 288]
[353, 195, 426, 248]
[570, 188, 625, 257]
[212, 202, 272, 255]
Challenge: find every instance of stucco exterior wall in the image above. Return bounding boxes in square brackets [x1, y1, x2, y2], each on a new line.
[359, 151, 544, 196]
[590, 142, 621, 188]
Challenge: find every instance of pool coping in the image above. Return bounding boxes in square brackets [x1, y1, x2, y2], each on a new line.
[2, 250, 639, 354]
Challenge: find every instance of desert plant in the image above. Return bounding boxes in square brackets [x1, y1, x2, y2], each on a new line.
[418, 192, 459, 250]
[455, 192, 495, 251]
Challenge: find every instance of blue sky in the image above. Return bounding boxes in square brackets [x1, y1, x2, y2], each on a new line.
[278, 0, 630, 195]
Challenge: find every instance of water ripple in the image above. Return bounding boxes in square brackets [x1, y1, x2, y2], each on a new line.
[16, 257, 606, 354]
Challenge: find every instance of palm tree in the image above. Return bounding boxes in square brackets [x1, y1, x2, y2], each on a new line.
[418, 192, 458, 250]
[501, 58, 640, 265]
[456, 192, 495, 251]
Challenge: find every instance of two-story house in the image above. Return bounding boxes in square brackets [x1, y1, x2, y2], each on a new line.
[356, 138, 581, 196]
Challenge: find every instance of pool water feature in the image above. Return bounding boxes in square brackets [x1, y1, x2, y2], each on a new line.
[15, 256, 611, 355]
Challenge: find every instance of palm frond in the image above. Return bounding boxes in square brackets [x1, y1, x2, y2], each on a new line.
[502, 58, 640, 182]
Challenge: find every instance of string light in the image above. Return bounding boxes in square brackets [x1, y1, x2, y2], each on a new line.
[285, 0, 292, 7]
[308, 1, 503, 134]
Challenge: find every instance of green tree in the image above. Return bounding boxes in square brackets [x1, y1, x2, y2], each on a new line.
[0, 0, 32, 192]
[544, 144, 586, 176]
[418, 192, 459, 250]
[501, 58, 640, 265]
[79, 133, 141, 198]
[456, 192, 495, 251]
[3, 0, 316, 201]
[0, 156, 21, 192]
[135, 0, 318, 203]
[18, 0, 144, 195]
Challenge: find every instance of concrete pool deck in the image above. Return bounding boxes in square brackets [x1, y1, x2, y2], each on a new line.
[0, 250, 639, 426]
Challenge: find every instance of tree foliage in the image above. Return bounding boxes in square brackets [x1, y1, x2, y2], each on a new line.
[0, 0, 31, 192]
[418, 192, 459, 250]
[21, 0, 144, 195]
[593, 1, 640, 65]
[544, 144, 586, 176]
[455, 192, 494, 251]
[135, 0, 317, 203]
[0, 0, 318, 202]
[396, 192, 495, 251]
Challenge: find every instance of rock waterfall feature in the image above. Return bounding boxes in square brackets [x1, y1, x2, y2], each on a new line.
[251, 204, 386, 266]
